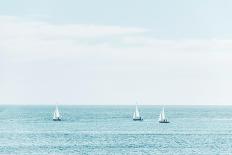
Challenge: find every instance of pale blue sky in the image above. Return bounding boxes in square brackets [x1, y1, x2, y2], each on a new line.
[1, 0, 232, 38]
[1, 1, 232, 105]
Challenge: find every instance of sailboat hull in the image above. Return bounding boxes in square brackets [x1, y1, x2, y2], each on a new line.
[53, 118, 61, 121]
[133, 117, 143, 121]
[159, 120, 169, 123]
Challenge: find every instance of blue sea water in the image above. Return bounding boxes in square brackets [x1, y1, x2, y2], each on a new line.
[0, 105, 232, 155]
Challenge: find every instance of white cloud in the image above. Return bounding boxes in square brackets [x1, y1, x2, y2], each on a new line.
[1, 16, 232, 105]
[0, 16, 147, 38]
[1, 15, 232, 62]
[122, 36, 232, 52]
[0, 16, 148, 61]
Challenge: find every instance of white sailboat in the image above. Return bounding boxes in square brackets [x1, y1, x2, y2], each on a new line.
[158, 107, 169, 123]
[53, 105, 61, 121]
[133, 105, 143, 121]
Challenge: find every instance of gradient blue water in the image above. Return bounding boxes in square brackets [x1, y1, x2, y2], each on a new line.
[0, 106, 232, 154]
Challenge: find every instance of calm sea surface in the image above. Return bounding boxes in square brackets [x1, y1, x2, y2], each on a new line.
[0, 105, 232, 155]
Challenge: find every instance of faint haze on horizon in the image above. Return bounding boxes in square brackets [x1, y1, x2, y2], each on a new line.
[1, 0, 232, 105]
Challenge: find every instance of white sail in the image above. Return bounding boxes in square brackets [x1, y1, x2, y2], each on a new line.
[133, 105, 142, 120]
[133, 112, 136, 119]
[53, 106, 60, 120]
[135, 105, 140, 118]
[159, 107, 168, 122]
[162, 108, 165, 119]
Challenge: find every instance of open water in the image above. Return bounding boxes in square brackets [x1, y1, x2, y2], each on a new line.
[0, 105, 232, 154]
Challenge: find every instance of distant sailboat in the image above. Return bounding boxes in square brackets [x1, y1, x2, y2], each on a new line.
[53, 105, 61, 121]
[159, 107, 169, 123]
[133, 105, 143, 121]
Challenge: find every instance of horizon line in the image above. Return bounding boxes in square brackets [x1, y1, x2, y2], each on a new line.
[0, 104, 232, 106]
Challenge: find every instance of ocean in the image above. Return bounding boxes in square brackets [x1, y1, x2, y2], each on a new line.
[0, 105, 232, 155]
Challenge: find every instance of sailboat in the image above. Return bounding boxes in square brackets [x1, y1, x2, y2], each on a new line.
[53, 105, 61, 121]
[133, 105, 143, 121]
[158, 107, 169, 123]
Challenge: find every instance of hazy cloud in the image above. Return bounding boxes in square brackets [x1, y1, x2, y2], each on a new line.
[1, 16, 232, 105]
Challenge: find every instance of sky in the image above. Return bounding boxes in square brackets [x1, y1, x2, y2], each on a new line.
[1, 0, 232, 105]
